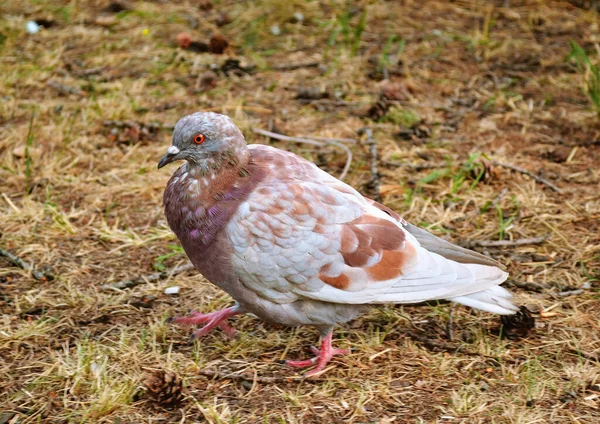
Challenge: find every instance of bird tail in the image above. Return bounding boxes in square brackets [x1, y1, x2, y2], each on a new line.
[448, 265, 517, 315]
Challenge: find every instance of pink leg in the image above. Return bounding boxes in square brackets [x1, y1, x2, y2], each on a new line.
[169, 306, 242, 338]
[286, 330, 350, 377]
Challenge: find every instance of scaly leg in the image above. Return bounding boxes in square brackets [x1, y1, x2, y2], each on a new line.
[169, 305, 243, 338]
[286, 329, 350, 377]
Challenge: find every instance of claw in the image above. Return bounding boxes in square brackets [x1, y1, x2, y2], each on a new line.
[285, 331, 350, 377]
[169, 306, 242, 338]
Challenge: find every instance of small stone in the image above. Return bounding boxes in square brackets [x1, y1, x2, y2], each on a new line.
[524, 303, 541, 313]
[164, 286, 180, 295]
[13, 145, 42, 159]
[270, 25, 281, 36]
[94, 15, 118, 27]
[176, 32, 192, 49]
[292, 12, 304, 24]
[26, 21, 40, 34]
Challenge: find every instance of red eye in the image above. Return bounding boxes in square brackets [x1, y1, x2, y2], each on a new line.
[193, 133, 205, 144]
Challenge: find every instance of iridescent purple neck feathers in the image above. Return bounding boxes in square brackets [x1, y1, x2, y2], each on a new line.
[163, 155, 266, 250]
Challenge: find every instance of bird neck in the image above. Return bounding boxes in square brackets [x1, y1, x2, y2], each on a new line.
[188, 146, 249, 177]
[163, 147, 265, 250]
[177, 146, 250, 205]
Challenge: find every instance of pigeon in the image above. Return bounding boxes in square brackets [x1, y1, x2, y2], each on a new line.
[158, 112, 518, 377]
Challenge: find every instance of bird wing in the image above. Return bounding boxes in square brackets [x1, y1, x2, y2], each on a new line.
[365, 198, 504, 269]
[226, 145, 509, 308]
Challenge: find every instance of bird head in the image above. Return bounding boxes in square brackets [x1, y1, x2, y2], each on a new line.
[158, 112, 247, 170]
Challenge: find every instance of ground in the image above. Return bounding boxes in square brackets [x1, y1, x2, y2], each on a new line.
[1, 0, 599, 423]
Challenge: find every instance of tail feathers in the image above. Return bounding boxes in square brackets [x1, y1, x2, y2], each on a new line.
[450, 285, 518, 315]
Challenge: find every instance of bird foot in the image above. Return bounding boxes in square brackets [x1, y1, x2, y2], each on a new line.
[169, 306, 240, 338]
[285, 332, 350, 377]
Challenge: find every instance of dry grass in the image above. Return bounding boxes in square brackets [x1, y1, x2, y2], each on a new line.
[1, 0, 599, 422]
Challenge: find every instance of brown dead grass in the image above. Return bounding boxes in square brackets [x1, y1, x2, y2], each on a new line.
[1, 0, 599, 423]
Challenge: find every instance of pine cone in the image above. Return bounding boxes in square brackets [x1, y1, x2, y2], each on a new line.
[144, 370, 183, 408]
[365, 96, 390, 120]
[501, 306, 535, 340]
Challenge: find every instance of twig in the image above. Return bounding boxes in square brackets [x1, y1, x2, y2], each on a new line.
[47, 80, 87, 97]
[383, 160, 447, 171]
[1, 192, 21, 213]
[252, 128, 353, 180]
[0, 248, 51, 281]
[506, 279, 551, 292]
[462, 235, 549, 248]
[270, 61, 320, 71]
[405, 331, 519, 364]
[558, 289, 584, 297]
[308, 135, 356, 144]
[102, 120, 174, 131]
[198, 368, 317, 383]
[363, 128, 381, 202]
[76, 66, 107, 76]
[102, 263, 195, 290]
[492, 161, 563, 193]
[204, 105, 274, 115]
[304, 99, 365, 107]
[569, 348, 600, 362]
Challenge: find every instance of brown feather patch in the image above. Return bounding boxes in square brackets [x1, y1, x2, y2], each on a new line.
[319, 272, 351, 290]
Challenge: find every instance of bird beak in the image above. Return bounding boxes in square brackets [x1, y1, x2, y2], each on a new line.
[158, 145, 181, 169]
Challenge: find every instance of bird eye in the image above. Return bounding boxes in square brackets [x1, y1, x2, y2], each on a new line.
[193, 133, 205, 144]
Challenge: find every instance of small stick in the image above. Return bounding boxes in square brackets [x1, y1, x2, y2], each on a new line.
[1, 192, 21, 213]
[198, 368, 317, 384]
[270, 61, 320, 71]
[102, 120, 172, 131]
[405, 331, 518, 364]
[383, 160, 447, 171]
[47, 80, 86, 97]
[0, 248, 49, 281]
[463, 235, 549, 248]
[569, 348, 600, 362]
[252, 128, 353, 180]
[363, 128, 381, 202]
[204, 106, 274, 115]
[308, 135, 356, 144]
[102, 263, 195, 290]
[506, 279, 551, 292]
[558, 289, 584, 297]
[492, 161, 563, 193]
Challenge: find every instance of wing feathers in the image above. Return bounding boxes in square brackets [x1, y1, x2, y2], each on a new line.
[450, 285, 517, 315]
[403, 223, 504, 269]
[228, 145, 514, 314]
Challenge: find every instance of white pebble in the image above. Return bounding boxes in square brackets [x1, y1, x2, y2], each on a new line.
[164, 286, 180, 295]
[26, 21, 40, 34]
[270, 25, 281, 36]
